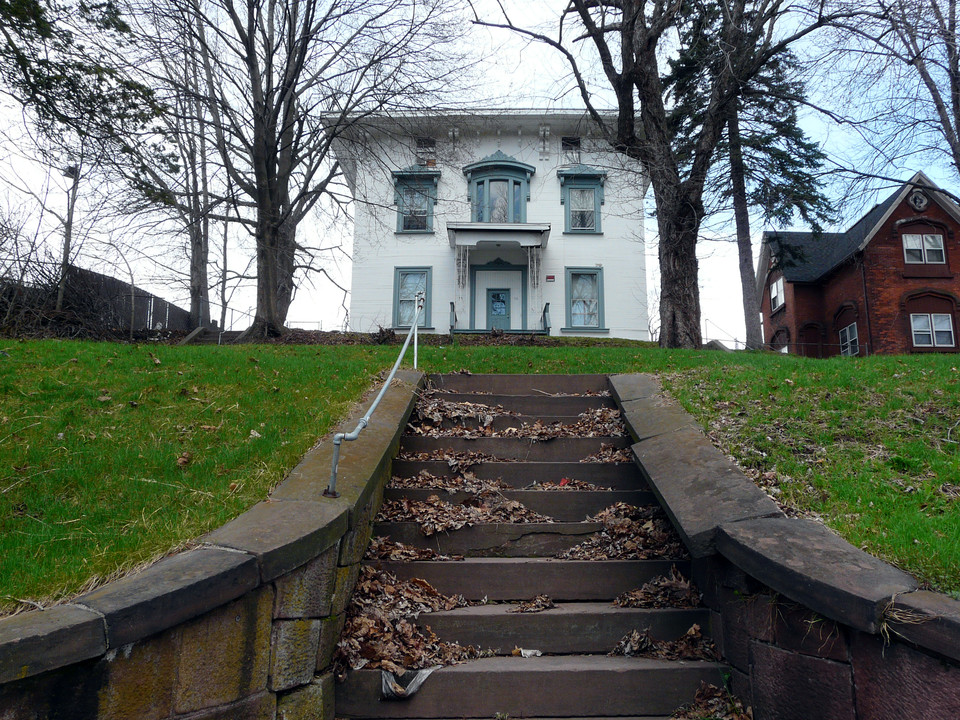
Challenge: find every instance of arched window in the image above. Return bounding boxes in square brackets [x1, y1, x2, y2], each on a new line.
[833, 303, 859, 356]
[897, 219, 952, 277]
[902, 291, 958, 350]
[770, 327, 790, 353]
[463, 151, 535, 223]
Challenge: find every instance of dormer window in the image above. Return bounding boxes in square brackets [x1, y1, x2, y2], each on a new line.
[463, 151, 535, 224]
[770, 276, 784, 312]
[415, 137, 436, 167]
[903, 233, 945, 264]
[561, 137, 581, 164]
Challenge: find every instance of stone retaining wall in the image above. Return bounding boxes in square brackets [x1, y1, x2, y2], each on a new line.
[0, 371, 423, 720]
[611, 373, 960, 720]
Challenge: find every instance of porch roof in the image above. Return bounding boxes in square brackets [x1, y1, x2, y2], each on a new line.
[446, 222, 551, 249]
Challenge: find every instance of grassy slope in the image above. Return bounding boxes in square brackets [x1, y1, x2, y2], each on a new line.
[1, 340, 957, 613]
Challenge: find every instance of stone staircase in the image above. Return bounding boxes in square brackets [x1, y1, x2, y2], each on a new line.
[336, 374, 727, 719]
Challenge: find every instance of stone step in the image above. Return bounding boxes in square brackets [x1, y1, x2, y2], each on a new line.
[427, 373, 610, 395]
[408, 413, 590, 431]
[373, 522, 602, 557]
[421, 603, 711, 654]
[390, 461, 646, 490]
[335, 654, 726, 718]
[372, 559, 687, 601]
[383, 488, 656, 521]
[398, 436, 631, 462]
[426, 391, 615, 415]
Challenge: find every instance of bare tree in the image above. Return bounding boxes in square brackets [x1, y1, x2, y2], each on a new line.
[823, 0, 960, 183]
[125, 0, 469, 338]
[474, 0, 849, 348]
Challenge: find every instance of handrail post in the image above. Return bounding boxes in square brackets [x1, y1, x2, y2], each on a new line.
[414, 291, 423, 370]
[324, 292, 425, 498]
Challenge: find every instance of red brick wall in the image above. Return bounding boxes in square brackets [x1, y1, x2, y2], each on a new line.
[765, 193, 960, 355]
[859, 198, 960, 354]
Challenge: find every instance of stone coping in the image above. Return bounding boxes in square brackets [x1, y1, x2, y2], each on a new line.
[0, 370, 422, 685]
[609, 373, 960, 664]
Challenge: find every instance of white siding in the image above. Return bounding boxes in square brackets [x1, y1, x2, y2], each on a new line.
[343, 114, 649, 339]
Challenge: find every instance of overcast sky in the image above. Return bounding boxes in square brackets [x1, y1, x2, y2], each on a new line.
[6, 0, 951, 344]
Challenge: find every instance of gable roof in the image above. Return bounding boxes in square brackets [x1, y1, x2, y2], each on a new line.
[756, 172, 960, 298]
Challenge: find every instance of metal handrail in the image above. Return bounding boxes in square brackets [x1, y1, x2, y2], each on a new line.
[324, 291, 424, 498]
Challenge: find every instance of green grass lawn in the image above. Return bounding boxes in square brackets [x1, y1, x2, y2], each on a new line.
[1, 340, 957, 614]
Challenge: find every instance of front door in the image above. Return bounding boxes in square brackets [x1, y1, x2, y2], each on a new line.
[487, 289, 510, 330]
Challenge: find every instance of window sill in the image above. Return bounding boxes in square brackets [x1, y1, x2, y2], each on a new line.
[901, 268, 954, 278]
[560, 327, 609, 334]
[562, 231, 603, 236]
[910, 345, 957, 352]
[396, 230, 435, 235]
[394, 326, 435, 331]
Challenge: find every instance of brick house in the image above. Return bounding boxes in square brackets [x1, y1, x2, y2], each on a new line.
[756, 172, 960, 356]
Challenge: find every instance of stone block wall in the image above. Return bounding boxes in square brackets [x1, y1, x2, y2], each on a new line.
[611, 373, 960, 720]
[0, 371, 422, 720]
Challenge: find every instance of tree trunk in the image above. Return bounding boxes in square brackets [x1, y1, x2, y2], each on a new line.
[189, 86, 211, 328]
[56, 169, 81, 313]
[727, 110, 764, 350]
[188, 221, 211, 328]
[245, 212, 294, 339]
[652, 178, 704, 349]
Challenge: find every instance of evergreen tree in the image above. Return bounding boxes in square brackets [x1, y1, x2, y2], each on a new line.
[666, 11, 833, 349]
[0, 0, 159, 138]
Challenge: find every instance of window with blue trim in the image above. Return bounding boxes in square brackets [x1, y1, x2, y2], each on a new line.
[392, 167, 440, 233]
[558, 165, 605, 233]
[393, 267, 432, 328]
[463, 151, 535, 223]
[564, 267, 606, 331]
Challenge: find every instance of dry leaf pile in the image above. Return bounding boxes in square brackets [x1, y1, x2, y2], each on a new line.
[610, 623, 718, 661]
[408, 407, 626, 441]
[396, 449, 504, 472]
[526, 477, 604, 491]
[334, 566, 483, 679]
[408, 396, 517, 435]
[533, 389, 611, 397]
[366, 536, 464, 562]
[377, 492, 555, 535]
[614, 566, 702, 609]
[389, 470, 509, 494]
[672, 682, 753, 720]
[557, 503, 687, 560]
[580, 443, 634, 463]
[508, 594, 557, 613]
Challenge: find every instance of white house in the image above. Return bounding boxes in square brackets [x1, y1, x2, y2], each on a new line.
[335, 110, 649, 338]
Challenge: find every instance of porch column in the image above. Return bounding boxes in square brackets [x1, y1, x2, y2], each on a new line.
[527, 246, 542, 330]
[455, 245, 470, 328]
